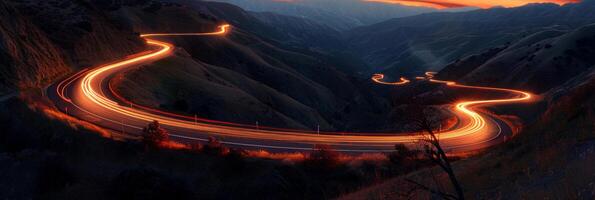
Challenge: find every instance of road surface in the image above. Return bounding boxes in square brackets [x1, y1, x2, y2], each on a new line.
[47, 25, 533, 153]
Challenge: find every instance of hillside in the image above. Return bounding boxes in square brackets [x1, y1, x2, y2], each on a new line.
[456, 68, 594, 198]
[249, 11, 370, 73]
[347, 0, 595, 75]
[340, 70, 594, 199]
[0, 1, 69, 92]
[340, 23, 595, 199]
[0, 0, 389, 131]
[250, 12, 343, 50]
[0, 0, 144, 93]
[107, 0, 392, 131]
[210, 0, 437, 31]
[0, 1, 419, 199]
[438, 23, 595, 93]
[1, 0, 592, 199]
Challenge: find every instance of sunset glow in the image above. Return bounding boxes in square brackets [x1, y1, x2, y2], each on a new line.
[363, 0, 580, 9]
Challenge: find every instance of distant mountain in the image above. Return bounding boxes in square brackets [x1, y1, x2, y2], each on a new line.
[438, 23, 595, 93]
[248, 11, 371, 73]
[250, 11, 342, 49]
[149, 0, 368, 72]
[209, 0, 441, 30]
[347, 0, 595, 75]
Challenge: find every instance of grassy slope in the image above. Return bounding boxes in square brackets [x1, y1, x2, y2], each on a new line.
[339, 72, 595, 199]
[113, 2, 392, 131]
[456, 75, 594, 199]
[348, 1, 595, 75]
[117, 53, 328, 129]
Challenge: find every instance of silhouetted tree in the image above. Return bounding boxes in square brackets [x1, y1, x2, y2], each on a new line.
[142, 120, 169, 147]
[408, 108, 464, 200]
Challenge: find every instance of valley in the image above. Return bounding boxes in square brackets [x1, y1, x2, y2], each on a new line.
[0, 0, 593, 199]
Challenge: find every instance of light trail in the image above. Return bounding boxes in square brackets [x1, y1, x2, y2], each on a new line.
[372, 74, 410, 85]
[373, 71, 532, 142]
[51, 24, 534, 152]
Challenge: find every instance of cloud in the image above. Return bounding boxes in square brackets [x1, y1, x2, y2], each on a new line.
[363, 0, 581, 9]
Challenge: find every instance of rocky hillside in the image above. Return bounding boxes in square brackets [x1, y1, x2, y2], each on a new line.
[347, 0, 595, 75]
[0, 0, 145, 93]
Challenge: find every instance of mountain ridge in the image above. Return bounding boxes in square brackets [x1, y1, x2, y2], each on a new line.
[347, 0, 595, 75]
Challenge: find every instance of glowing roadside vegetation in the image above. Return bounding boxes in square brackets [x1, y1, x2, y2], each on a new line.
[58, 24, 534, 152]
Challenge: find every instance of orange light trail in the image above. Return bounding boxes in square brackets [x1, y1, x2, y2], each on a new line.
[372, 74, 410, 85]
[56, 24, 534, 152]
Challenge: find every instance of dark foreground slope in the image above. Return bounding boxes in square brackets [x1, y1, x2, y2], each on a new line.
[0, 97, 404, 200]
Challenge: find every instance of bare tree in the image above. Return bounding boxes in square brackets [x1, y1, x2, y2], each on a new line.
[408, 108, 464, 200]
[142, 120, 169, 147]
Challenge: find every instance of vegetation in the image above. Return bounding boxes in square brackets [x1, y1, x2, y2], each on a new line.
[304, 144, 341, 170]
[387, 144, 423, 172]
[0, 98, 425, 199]
[454, 78, 595, 198]
[141, 120, 169, 148]
[413, 113, 464, 200]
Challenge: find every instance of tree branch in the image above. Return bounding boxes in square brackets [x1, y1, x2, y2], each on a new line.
[405, 178, 458, 200]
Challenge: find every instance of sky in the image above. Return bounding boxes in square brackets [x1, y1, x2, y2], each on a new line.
[269, 0, 581, 9]
[362, 0, 581, 9]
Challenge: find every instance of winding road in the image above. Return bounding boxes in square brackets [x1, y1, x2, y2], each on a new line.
[48, 24, 533, 153]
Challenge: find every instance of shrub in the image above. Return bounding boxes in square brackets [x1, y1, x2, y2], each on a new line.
[304, 144, 341, 170]
[202, 136, 227, 155]
[142, 120, 169, 147]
